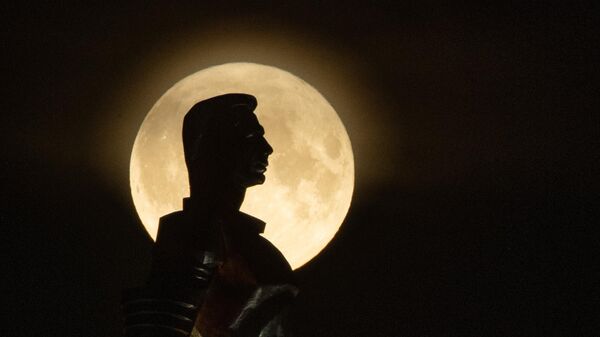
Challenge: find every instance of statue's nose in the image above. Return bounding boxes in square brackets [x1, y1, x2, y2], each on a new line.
[262, 137, 273, 156]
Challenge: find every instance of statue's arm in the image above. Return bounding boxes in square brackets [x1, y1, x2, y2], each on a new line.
[122, 212, 221, 337]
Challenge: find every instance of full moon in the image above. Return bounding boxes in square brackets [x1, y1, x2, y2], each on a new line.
[130, 62, 354, 269]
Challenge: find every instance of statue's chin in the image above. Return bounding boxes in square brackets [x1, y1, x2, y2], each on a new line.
[239, 173, 266, 188]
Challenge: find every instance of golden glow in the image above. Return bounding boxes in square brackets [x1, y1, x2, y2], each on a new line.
[130, 63, 354, 269]
[93, 23, 397, 210]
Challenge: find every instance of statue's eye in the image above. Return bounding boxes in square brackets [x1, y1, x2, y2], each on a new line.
[245, 133, 256, 139]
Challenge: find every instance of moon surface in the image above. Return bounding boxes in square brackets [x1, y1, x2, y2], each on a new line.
[130, 62, 354, 269]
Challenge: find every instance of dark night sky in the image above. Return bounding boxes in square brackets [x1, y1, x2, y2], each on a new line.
[3, 2, 598, 336]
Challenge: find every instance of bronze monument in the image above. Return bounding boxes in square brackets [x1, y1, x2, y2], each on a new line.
[123, 94, 298, 337]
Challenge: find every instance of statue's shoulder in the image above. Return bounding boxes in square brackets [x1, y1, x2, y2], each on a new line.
[155, 210, 190, 249]
[158, 210, 187, 225]
[225, 212, 295, 285]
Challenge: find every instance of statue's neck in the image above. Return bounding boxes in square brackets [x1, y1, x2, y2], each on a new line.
[188, 183, 246, 214]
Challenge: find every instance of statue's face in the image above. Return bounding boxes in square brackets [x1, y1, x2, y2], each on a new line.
[224, 110, 273, 188]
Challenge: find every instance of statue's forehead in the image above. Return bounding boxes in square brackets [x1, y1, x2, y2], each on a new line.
[234, 111, 263, 134]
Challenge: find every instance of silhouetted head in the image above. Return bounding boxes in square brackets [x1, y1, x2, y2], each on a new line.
[182, 93, 273, 192]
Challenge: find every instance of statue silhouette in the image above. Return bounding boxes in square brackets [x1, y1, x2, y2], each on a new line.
[122, 94, 298, 337]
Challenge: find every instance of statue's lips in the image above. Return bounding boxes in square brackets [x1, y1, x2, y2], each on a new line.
[252, 160, 268, 173]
